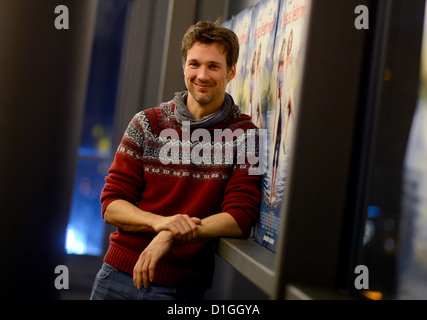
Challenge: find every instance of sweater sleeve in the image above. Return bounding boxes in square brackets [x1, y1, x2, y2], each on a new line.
[100, 113, 146, 217]
[221, 166, 262, 237]
[221, 127, 263, 237]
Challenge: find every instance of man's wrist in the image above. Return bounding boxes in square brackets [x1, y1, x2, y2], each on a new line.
[147, 212, 161, 232]
[157, 230, 175, 245]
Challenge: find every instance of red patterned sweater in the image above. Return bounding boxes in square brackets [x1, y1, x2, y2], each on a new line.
[100, 98, 262, 289]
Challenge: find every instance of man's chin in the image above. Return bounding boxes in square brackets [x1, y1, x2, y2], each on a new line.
[192, 93, 214, 106]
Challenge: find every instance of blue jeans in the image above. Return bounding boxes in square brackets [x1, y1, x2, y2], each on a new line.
[90, 262, 205, 300]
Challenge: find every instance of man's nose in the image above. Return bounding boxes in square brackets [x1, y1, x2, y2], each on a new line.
[197, 66, 210, 82]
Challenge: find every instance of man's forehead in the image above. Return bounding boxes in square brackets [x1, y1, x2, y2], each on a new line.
[186, 42, 227, 63]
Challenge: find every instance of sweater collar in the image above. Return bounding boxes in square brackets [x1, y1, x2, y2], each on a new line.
[173, 91, 235, 129]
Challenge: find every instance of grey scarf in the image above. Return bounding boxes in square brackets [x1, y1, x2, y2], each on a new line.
[173, 91, 234, 128]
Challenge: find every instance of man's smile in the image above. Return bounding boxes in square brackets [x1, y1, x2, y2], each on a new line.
[194, 81, 214, 90]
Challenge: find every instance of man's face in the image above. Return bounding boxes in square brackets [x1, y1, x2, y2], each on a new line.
[183, 42, 235, 118]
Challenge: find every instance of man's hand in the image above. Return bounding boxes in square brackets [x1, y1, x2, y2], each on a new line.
[132, 212, 244, 289]
[103, 200, 201, 239]
[132, 214, 201, 290]
[151, 214, 201, 243]
[133, 230, 174, 289]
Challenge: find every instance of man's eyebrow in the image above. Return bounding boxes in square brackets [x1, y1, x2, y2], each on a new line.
[187, 58, 223, 65]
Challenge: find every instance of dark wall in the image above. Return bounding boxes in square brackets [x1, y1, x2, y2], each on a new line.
[0, 0, 97, 299]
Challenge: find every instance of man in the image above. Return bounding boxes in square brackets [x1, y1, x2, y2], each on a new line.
[90, 20, 262, 300]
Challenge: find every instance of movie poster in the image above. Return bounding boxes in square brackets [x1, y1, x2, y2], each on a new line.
[222, 17, 234, 32]
[225, 6, 254, 115]
[245, 0, 280, 130]
[254, 0, 309, 251]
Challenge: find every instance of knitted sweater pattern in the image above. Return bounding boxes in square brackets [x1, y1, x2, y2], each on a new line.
[101, 99, 262, 289]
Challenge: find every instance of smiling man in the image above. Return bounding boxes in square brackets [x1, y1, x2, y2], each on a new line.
[184, 41, 235, 118]
[90, 20, 262, 300]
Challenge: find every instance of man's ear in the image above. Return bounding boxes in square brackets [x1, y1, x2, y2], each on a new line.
[227, 65, 236, 82]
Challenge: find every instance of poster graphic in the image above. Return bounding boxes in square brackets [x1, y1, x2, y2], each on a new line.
[245, 0, 280, 130]
[254, 0, 309, 251]
[221, 17, 234, 33]
[225, 6, 254, 115]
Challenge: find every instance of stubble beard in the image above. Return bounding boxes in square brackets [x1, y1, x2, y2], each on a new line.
[193, 92, 215, 106]
[190, 82, 217, 106]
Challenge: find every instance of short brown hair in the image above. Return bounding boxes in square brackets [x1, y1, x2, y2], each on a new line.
[181, 19, 239, 70]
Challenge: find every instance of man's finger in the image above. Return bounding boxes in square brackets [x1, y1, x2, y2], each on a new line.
[149, 259, 157, 283]
[133, 260, 143, 290]
[191, 217, 202, 224]
[142, 256, 150, 288]
[168, 224, 182, 241]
